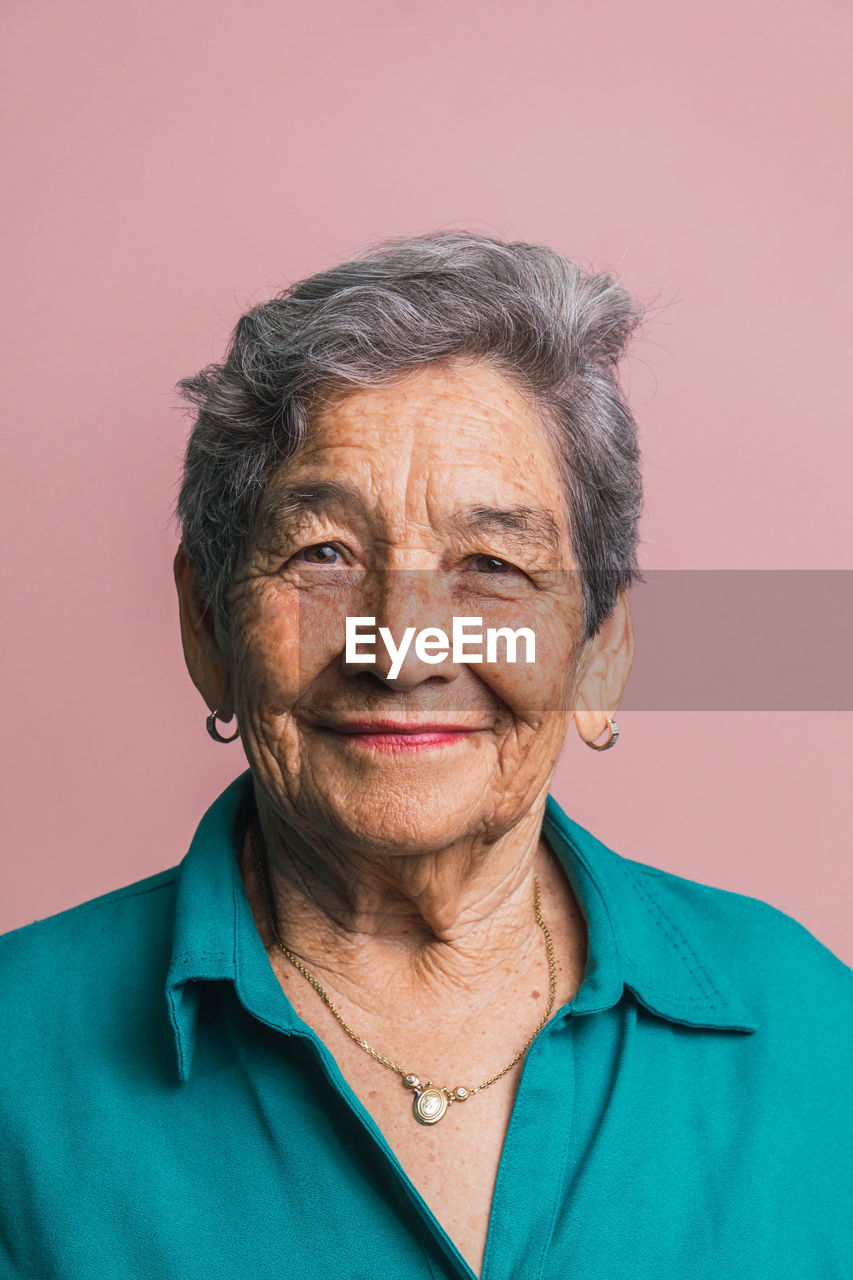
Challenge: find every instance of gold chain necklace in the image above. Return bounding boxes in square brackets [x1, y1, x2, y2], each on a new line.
[249, 825, 558, 1126]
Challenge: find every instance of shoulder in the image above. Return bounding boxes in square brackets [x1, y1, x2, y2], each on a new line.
[0, 868, 179, 1020]
[0, 868, 184, 1207]
[547, 798, 852, 1023]
[619, 851, 853, 1020]
[0, 865, 178, 956]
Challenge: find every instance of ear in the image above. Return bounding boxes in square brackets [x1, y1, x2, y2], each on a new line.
[173, 545, 234, 720]
[572, 588, 634, 745]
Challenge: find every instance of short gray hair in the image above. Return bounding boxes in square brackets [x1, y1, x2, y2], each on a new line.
[176, 231, 643, 641]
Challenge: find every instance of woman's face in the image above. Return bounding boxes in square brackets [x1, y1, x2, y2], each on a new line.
[217, 361, 602, 854]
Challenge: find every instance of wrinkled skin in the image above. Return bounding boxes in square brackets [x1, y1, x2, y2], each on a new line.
[176, 359, 632, 999]
[176, 358, 634, 1274]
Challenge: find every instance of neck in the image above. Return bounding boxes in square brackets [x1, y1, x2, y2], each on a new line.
[241, 790, 575, 1024]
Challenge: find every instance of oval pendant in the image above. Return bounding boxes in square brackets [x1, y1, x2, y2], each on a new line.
[413, 1087, 448, 1125]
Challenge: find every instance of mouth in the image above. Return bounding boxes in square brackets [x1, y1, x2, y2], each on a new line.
[320, 720, 482, 752]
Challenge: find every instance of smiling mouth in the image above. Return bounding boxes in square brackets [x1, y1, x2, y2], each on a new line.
[321, 721, 482, 751]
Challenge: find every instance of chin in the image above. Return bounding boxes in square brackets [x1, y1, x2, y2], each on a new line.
[313, 780, 493, 857]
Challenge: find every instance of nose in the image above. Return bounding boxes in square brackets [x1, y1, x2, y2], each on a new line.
[341, 569, 463, 690]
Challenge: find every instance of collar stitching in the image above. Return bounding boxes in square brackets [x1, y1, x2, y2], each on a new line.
[622, 861, 733, 1010]
[170, 950, 229, 963]
[616, 945, 732, 1005]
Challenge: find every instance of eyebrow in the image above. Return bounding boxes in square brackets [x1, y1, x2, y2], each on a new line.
[258, 485, 562, 551]
[448, 505, 563, 551]
[258, 480, 364, 529]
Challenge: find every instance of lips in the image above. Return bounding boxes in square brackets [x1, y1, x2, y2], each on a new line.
[321, 720, 480, 751]
[329, 721, 476, 733]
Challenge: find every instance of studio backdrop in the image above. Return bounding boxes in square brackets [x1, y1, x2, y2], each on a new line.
[1, 0, 850, 961]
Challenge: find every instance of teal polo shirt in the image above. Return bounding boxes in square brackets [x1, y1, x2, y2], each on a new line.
[1, 772, 851, 1279]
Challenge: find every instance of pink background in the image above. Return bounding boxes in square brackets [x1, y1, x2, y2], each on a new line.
[2, 0, 851, 961]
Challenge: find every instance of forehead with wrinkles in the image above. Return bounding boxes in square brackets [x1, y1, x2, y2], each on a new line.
[255, 362, 569, 553]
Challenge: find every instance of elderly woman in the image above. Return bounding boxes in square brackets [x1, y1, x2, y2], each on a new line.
[0, 233, 850, 1280]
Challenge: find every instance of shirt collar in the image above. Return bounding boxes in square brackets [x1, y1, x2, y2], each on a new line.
[166, 773, 756, 1081]
[542, 796, 757, 1033]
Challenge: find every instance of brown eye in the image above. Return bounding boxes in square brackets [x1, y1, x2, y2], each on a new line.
[473, 555, 515, 574]
[300, 543, 341, 564]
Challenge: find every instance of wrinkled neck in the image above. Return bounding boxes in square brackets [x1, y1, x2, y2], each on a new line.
[240, 792, 572, 1022]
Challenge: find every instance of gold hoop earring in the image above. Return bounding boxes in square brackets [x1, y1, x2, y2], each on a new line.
[206, 710, 239, 744]
[584, 717, 619, 751]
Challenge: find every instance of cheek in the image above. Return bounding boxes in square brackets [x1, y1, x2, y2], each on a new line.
[230, 591, 302, 714]
[231, 583, 354, 714]
[295, 587, 359, 691]
[475, 616, 578, 726]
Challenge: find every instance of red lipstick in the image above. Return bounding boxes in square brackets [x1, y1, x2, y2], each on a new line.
[323, 720, 479, 751]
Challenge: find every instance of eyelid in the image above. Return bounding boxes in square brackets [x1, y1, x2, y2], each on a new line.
[467, 553, 523, 573]
[288, 540, 350, 566]
[459, 552, 549, 591]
